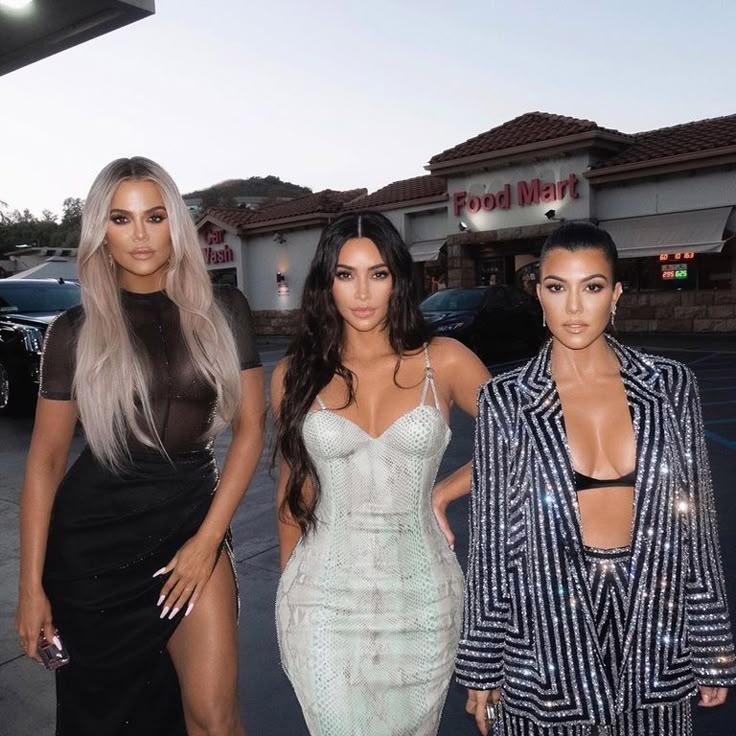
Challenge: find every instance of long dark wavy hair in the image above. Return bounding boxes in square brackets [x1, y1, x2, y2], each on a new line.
[274, 210, 428, 533]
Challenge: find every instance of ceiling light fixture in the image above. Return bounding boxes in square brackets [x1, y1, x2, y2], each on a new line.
[0, 0, 34, 9]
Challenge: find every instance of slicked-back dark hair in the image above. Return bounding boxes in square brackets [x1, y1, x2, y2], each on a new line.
[540, 221, 619, 280]
[274, 210, 428, 533]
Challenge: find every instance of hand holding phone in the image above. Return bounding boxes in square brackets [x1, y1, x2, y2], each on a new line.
[38, 632, 70, 671]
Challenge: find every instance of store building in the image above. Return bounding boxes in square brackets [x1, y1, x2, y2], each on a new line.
[198, 111, 736, 334]
[197, 189, 366, 333]
[428, 112, 736, 332]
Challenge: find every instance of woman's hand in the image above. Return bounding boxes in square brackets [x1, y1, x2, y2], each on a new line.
[16, 583, 55, 662]
[698, 686, 728, 707]
[432, 491, 454, 550]
[468, 688, 502, 735]
[154, 533, 220, 620]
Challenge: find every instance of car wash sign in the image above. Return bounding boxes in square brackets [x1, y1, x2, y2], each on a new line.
[452, 173, 580, 216]
[201, 228, 235, 265]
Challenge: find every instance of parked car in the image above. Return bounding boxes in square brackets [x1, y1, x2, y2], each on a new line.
[420, 285, 544, 363]
[0, 278, 81, 412]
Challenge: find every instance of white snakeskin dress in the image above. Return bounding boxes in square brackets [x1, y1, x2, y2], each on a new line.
[276, 347, 464, 736]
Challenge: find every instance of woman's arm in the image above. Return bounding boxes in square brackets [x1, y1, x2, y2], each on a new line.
[157, 366, 265, 617]
[456, 382, 511, 691]
[681, 368, 736, 692]
[16, 397, 78, 660]
[431, 339, 491, 546]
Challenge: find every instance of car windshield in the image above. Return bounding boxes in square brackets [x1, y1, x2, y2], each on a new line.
[420, 290, 486, 311]
[0, 283, 81, 313]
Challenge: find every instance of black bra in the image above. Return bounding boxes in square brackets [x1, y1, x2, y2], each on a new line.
[574, 469, 636, 492]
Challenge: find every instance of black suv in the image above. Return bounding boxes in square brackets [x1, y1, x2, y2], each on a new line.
[420, 285, 544, 363]
[0, 279, 81, 411]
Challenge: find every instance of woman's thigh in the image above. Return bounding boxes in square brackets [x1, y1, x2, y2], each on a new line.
[166, 553, 241, 731]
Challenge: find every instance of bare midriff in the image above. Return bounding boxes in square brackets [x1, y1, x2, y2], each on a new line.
[577, 485, 634, 548]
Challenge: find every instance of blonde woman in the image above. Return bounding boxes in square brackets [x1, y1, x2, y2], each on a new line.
[15, 157, 265, 736]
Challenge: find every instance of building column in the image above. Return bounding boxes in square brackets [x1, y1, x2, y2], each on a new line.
[447, 241, 475, 287]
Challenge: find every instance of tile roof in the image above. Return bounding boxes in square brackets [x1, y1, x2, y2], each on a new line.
[197, 189, 367, 232]
[429, 112, 627, 165]
[198, 206, 255, 230]
[246, 188, 366, 224]
[348, 175, 446, 209]
[590, 113, 736, 169]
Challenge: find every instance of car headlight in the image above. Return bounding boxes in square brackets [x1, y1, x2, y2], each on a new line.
[19, 325, 44, 354]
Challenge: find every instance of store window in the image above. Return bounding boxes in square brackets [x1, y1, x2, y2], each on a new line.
[618, 243, 733, 291]
[209, 268, 237, 288]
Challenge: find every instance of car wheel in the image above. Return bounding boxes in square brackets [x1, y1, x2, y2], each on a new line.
[0, 360, 9, 410]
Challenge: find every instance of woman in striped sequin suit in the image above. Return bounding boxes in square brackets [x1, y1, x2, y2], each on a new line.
[458, 223, 736, 735]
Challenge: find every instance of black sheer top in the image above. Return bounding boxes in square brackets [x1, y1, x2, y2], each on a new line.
[40, 286, 261, 453]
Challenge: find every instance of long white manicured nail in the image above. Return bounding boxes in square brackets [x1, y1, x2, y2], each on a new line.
[152, 567, 167, 578]
[157, 595, 165, 607]
[160, 606, 169, 619]
[168, 607, 180, 620]
[185, 602, 194, 617]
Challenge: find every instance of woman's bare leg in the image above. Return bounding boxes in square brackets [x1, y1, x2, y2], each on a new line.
[167, 553, 244, 736]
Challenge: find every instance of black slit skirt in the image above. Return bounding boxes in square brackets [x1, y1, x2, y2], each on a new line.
[43, 446, 230, 736]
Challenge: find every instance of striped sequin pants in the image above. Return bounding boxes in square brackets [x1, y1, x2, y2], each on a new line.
[498, 546, 692, 736]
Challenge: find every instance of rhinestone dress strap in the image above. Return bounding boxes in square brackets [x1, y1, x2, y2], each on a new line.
[315, 393, 326, 410]
[420, 343, 440, 408]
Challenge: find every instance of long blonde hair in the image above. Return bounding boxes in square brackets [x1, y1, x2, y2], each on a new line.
[74, 156, 242, 469]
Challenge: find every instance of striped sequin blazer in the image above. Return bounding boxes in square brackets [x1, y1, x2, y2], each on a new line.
[456, 337, 736, 726]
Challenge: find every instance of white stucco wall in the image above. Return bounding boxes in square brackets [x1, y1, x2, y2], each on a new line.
[405, 208, 447, 243]
[242, 227, 322, 311]
[593, 169, 736, 219]
[379, 206, 447, 244]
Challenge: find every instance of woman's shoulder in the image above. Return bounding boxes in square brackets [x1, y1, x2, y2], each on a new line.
[47, 304, 84, 338]
[426, 336, 483, 370]
[621, 343, 695, 388]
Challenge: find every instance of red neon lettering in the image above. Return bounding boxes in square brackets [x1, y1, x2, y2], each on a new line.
[517, 179, 540, 206]
[466, 195, 481, 214]
[568, 173, 579, 199]
[481, 193, 497, 211]
[202, 244, 234, 265]
[541, 181, 556, 203]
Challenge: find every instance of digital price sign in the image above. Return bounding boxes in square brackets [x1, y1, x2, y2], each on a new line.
[661, 264, 688, 280]
[659, 252, 695, 262]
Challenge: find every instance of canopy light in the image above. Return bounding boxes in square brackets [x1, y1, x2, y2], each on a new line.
[0, 0, 34, 9]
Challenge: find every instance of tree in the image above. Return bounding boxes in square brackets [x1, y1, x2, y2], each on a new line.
[61, 197, 84, 225]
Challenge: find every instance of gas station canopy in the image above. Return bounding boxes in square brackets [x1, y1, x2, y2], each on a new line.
[0, 0, 155, 77]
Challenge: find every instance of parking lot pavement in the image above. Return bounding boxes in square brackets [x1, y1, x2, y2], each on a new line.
[0, 334, 734, 735]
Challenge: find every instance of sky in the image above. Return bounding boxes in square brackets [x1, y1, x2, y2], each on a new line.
[1, 0, 735, 216]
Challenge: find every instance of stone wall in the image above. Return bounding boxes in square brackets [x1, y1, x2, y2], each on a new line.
[616, 290, 736, 332]
[252, 309, 300, 336]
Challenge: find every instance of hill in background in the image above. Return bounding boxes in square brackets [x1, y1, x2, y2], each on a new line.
[183, 176, 312, 210]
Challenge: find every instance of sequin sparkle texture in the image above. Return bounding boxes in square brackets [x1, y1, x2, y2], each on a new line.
[456, 337, 736, 733]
